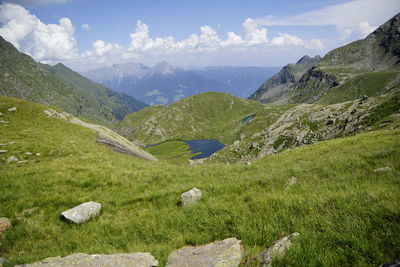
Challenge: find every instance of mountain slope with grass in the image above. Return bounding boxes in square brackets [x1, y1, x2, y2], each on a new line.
[0, 94, 399, 266]
[250, 13, 400, 106]
[289, 13, 400, 104]
[116, 92, 285, 146]
[0, 36, 147, 125]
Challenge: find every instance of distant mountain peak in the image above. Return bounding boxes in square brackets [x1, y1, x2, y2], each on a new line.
[152, 61, 175, 75]
[296, 55, 321, 65]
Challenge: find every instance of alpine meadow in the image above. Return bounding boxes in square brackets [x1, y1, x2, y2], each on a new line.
[0, 1, 399, 267]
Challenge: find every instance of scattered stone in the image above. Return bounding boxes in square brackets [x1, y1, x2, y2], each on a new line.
[15, 252, 158, 267]
[361, 95, 368, 101]
[258, 232, 300, 267]
[6, 155, 18, 163]
[285, 177, 298, 189]
[0, 257, 6, 266]
[24, 152, 32, 156]
[250, 142, 260, 150]
[381, 257, 400, 267]
[0, 144, 6, 146]
[350, 109, 357, 114]
[0, 120, 8, 124]
[240, 133, 246, 140]
[17, 160, 28, 164]
[8, 141, 17, 145]
[0, 150, 7, 153]
[8, 107, 17, 112]
[245, 161, 251, 166]
[166, 238, 243, 267]
[0, 112, 3, 116]
[179, 188, 202, 206]
[0, 217, 11, 232]
[374, 167, 391, 173]
[188, 159, 204, 166]
[69, 140, 77, 143]
[60, 201, 101, 224]
[36, 153, 41, 156]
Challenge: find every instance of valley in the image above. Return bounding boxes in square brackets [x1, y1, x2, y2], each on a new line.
[0, 6, 400, 267]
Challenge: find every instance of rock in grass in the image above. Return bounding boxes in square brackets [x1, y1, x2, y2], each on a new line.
[374, 167, 391, 173]
[0, 112, 3, 116]
[6, 155, 18, 163]
[0, 257, 7, 266]
[0, 150, 7, 153]
[166, 238, 243, 267]
[7, 107, 17, 112]
[381, 257, 400, 267]
[60, 201, 101, 224]
[258, 232, 300, 267]
[15, 252, 158, 267]
[180, 188, 202, 206]
[0, 218, 11, 232]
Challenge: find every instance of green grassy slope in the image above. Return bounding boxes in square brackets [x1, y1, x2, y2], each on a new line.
[0, 36, 146, 126]
[116, 92, 278, 145]
[1, 95, 399, 266]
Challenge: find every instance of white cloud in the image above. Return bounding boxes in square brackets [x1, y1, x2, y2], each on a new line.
[254, 0, 400, 40]
[270, 33, 305, 47]
[357, 21, 376, 37]
[81, 23, 90, 31]
[0, 3, 76, 60]
[0, 3, 327, 70]
[4, 0, 69, 7]
[242, 18, 268, 45]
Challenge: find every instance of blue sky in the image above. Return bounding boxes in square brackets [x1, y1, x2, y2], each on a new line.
[1, 0, 399, 71]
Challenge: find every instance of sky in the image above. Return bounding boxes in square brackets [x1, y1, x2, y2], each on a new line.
[0, 0, 399, 71]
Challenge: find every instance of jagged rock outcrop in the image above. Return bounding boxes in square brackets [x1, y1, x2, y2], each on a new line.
[44, 109, 158, 161]
[166, 238, 243, 267]
[249, 55, 321, 104]
[15, 252, 158, 266]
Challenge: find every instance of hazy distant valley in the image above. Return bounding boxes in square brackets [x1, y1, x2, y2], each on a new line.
[83, 62, 280, 105]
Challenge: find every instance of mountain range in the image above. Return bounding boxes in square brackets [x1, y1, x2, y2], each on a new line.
[83, 62, 280, 105]
[0, 36, 147, 125]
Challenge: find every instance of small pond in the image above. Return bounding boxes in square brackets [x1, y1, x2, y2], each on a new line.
[183, 139, 225, 159]
[146, 139, 225, 159]
[242, 114, 256, 124]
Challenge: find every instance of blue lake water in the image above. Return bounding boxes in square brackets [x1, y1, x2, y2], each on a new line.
[183, 139, 225, 159]
[242, 114, 256, 124]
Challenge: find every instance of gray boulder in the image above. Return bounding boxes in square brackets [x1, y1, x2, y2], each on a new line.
[258, 232, 300, 267]
[374, 167, 391, 173]
[60, 201, 101, 224]
[7, 107, 17, 112]
[166, 237, 243, 267]
[15, 252, 158, 266]
[0, 150, 7, 153]
[6, 155, 18, 163]
[0, 257, 6, 266]
[180, 188, 202, 206]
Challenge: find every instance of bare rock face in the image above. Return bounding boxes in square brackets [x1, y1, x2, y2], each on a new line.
[258, 232, 300, 267]
[180, 188, 202, 206]
[15, 252, 158, 267]
[0, 218, 11, 232]
[166, 237, 243, 267]
[60, 201, 101, 224]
